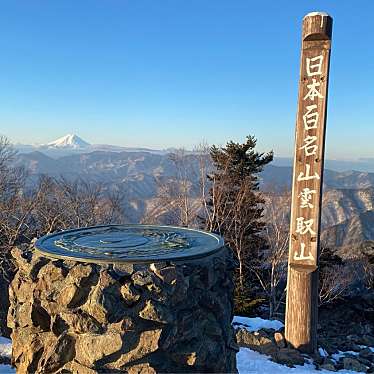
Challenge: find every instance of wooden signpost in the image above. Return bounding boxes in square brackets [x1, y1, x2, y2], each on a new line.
[285, 12, 333, 353]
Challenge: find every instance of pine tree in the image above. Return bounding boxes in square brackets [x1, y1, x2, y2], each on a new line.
[203, 135, 273, 289]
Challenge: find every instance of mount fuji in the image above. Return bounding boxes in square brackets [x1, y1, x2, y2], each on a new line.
[14, 134, 170, 158]
[45, 134, 90, 149]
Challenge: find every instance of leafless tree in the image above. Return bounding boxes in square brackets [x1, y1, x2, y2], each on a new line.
[318, 246, 360, 306]
[204, 159, 267, 288]
[32, 175, 125, 234]
[0, 135, 126, 248]
[319, 265, 356, 306]
[195, 141, 213, 227]
[251, 189, 290, 319]
[361, 256, 374, 289]
[0, 136, 30, 247]
[144, 148, 207, 227]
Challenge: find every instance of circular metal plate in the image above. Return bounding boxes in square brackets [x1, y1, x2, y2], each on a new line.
[34, 224, 224, 264]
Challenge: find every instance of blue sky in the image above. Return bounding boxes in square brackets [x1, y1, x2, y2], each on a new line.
[0, 1, 373, 159]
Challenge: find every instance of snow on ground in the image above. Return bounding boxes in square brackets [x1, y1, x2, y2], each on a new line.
[234, 317, 367, 374]
[237, 347, 363, 374]
[0, 348, 362, 374]
[0, 337, 13, 374]
[318, 347, 328, 357]
[331, 350, 359, 362]
[233, 315, 284, 332]
[0, 365, 14, 374]
[0, 319, 370, 374]
[359, 345, 374, 352]
[0, 338, 11, 358]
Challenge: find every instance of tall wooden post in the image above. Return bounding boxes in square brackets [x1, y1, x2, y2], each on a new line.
[285, 12, 333, 353]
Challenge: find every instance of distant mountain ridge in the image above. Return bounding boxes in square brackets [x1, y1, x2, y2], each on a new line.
[11, 140, 374, 249]
[15, 134, 175, 158]
[322, 188, 374, 228]
[16, 149, 374, 190]
[273, 157, 374, 173]
[322, 210, 374, 248]
[15, 134, 374, 172]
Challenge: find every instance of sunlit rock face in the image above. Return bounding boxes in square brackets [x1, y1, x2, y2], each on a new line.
[8, 245, 238, 373]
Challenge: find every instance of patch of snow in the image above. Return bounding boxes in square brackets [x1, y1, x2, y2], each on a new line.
[233, 316, 284, 332]
[233, 318, 365, 373]
[358, 345, 374, 352]
[0, 365, 15, 373]
[0, 331, 368, 374]
[0, 337, 11, 358]
[304, 11, 330, 18]
[237, 347, 364, 374]
[318, 347, 328, 357]
[331, 350, 359, 362]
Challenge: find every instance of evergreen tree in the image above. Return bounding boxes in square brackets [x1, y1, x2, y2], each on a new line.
[203, 135, 273, 289]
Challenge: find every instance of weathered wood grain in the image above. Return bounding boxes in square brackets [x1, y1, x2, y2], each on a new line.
[285, 12, 333, 353]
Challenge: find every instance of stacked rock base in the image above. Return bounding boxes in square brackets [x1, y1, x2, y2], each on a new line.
[8, 246, 238, 373]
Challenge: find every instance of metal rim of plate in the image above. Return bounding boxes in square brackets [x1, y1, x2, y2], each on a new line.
[34, 224, 225, 264]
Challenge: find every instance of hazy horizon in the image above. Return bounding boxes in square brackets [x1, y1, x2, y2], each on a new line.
[7, 133, 374, 169]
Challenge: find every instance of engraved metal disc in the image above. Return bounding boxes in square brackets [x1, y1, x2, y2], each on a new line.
[34, 224, 224, 263]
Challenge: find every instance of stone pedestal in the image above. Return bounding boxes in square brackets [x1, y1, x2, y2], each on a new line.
[8, 244, 238, 373]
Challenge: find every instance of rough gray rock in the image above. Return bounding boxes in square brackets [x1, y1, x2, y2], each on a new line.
[8, 245, 238, 373]
[234, 327, 305, 367]
[342, 357, 368, 373]
[235, 324, 374, 372]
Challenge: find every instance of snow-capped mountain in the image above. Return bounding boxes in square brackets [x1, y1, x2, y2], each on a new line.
[13, 134, 374, 172]
[45, 134, 90, 149]
[15, 134, 172, 158]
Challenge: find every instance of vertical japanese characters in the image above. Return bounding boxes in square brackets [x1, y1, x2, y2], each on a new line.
[293, 55, 324, 262]
[289, 40, 331, 267]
